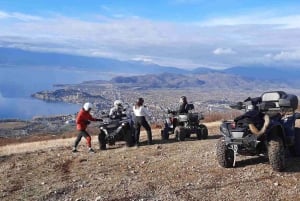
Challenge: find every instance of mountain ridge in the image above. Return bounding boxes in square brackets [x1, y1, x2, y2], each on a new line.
[1, 47, 300, 88]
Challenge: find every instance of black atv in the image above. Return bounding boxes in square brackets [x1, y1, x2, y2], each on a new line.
[161, 103, 208, 141]
[98, 110, 134, 150]
[216, 91, 299, 171]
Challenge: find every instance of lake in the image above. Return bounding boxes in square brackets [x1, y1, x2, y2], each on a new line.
[0, 96, 80, 120]
[0, 66, 112, 120]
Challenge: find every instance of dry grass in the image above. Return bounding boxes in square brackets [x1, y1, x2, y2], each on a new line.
[1, 124, 300, 201]
[0, 121, 28, 129]
[1, 120, 300, 201]
[203, 111, 242, 122]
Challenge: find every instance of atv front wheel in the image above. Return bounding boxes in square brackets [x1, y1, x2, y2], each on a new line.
[174, 126, 186, 141]
[199, 124, 208, 139]
[98, 131, 107, 150]
[268, 134, 286, 172]
[196, 128, 202, 140]
[161, 128, 170, 140]
[216, 137, 234, 168]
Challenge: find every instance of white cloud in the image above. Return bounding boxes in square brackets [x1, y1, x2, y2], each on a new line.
[213, 48, 236, 55]
[0, 11, 9, 19]
[200, 12, 300, 29]
[0, 10, 42, 21]
[0, 10, 300, 69]
[131, 56, 153, 63]
[268, 51, 300, 61]
[173, 0, 204, 4]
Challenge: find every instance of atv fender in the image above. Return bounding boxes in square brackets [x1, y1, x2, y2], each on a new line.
[267, 124, 286, 147]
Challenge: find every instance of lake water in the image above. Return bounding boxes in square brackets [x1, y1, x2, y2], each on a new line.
[0, 96, 80, 120]
[0, 66, 112, 120]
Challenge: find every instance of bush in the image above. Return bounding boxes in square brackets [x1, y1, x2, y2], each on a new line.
[204, 111, 242, 122]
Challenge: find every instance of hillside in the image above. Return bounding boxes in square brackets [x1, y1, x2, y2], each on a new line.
[1, 123, 300, 201]
[111, 73, 205, 89]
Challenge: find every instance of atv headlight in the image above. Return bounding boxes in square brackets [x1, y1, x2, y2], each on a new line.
[220, 123, 230, 136]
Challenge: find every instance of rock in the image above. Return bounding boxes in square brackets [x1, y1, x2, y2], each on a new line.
[186, 183, 193, 187]
[95, 196, 102, 201]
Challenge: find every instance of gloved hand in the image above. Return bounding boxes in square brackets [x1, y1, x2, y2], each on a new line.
[85, 120, 91, 125]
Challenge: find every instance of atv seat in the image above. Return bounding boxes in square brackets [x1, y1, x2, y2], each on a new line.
[188, 113, 199, 122]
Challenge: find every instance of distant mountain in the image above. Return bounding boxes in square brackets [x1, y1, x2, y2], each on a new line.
[110, 73, 205, 89]
[1, 47, 300, 90]
[194, 72, 289, 90]
[223, 66, 300, 86]
[192, 67, 217, 74]
[0, 47, 187, 74]
[78, 72, 288, 91]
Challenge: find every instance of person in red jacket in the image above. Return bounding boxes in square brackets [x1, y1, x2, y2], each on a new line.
[73, 102, 102, 153]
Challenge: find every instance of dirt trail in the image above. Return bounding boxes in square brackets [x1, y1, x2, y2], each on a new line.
[1, 124, 300, 201]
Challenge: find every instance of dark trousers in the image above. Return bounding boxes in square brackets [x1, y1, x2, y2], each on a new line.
[74, 130, 91, 148]
[134, 116, 152, 144]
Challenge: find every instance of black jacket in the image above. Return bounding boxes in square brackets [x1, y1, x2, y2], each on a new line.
[178, 103, 188, 114]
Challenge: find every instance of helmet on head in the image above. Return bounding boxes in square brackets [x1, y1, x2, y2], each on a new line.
[180, 96, 187, 104]
[83, 102, 93, 111]
[114, 100, 123, 108]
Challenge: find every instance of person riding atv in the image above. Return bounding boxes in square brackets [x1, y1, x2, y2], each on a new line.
[98, 100, 134, 150]
[161, 96, 208, 141]
[109, 100, 124, 119]
[216, 91, 300, 172]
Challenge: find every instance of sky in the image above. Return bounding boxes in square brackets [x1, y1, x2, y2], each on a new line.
[1, 0, 300, 69]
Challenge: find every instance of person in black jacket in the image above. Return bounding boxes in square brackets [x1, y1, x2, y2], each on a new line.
[178, 96, 188, 114]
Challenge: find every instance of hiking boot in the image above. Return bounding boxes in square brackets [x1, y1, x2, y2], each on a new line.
[72, 147, 78, 153]
[88, 148, 95, 153]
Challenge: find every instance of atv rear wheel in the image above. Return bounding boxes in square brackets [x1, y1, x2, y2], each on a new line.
[196, 128, 202, 140]
[199, 124, 208, 139]
[216, 137, 234, 168]
[161, 127, 170, 140]
[268, 134, 286, 172]
[175, 126, 186, 141]
[124, 128, 134, 147]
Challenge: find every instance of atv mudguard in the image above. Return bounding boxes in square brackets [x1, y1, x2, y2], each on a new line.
[266, 121, 286, 147]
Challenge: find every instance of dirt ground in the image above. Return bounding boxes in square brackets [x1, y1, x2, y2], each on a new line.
[1, 123, 300, 201]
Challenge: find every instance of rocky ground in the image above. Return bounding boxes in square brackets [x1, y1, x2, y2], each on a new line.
[1, 123, 300, 201]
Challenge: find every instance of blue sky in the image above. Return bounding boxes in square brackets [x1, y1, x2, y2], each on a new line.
[1, 0, 300, 69]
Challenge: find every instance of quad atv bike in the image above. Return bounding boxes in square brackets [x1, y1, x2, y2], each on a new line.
[216, 91, 299, 172]
[98, 110, 134, 150]
[161, 103, 208, 141]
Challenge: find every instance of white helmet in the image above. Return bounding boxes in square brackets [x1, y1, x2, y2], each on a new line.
[83, 102, 93, 111]
[114, 100, 123, 108]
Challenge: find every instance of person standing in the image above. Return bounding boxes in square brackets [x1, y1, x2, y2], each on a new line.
[73, 102, 102, 153]
[133, 98, 153, 146]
